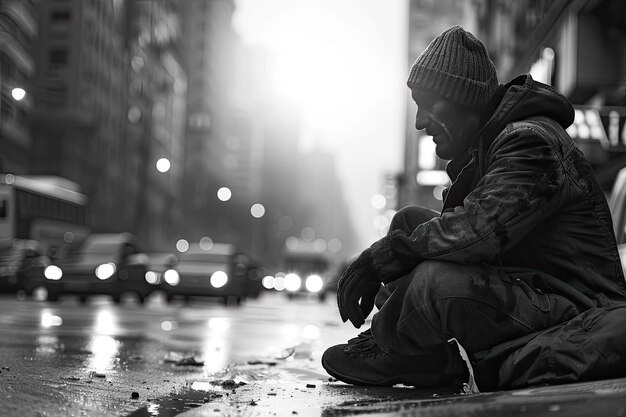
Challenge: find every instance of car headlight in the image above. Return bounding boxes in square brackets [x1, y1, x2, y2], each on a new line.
[305, 274, 324, 293]
[44, 265, 63, 280]
[95, 262, 116, 280]
[164, 269, 180, 286]
[262, 275, 275, 289]
[284, 273, 301, 292]
[273, 276, 285, 291]
[210, 270, 228, 288]
[145, 271, 159, 284]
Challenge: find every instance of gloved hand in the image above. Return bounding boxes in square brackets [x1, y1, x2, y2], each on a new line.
[337, 250, 380, 328]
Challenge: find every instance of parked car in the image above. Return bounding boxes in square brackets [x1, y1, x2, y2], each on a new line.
[30, 233, 158, 303]
[165, 243, 260, 305]
[0, 239, 50, 294]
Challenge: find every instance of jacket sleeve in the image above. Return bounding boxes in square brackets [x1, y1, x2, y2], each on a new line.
[367, 122, 569, 283]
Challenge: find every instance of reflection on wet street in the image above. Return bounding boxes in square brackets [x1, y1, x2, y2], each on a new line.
[5, 292, 626, 417]
[0, 292, 355, 416]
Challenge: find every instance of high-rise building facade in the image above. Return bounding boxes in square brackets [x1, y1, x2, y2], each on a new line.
[176, 0, 237, 243]
[0, 0, 38, 173]
[30, 0, 127, 231]
[475, 0, 626, 190]
[125, 0, 187, 250]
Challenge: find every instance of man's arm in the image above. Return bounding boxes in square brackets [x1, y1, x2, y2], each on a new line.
[370, 123, 568, 282]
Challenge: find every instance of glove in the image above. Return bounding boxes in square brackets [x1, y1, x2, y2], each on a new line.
[337, 250, 380, 328]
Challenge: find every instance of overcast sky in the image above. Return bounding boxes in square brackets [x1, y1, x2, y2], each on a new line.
[232, 0, 409, 247]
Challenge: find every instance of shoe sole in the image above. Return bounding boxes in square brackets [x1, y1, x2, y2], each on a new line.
[321, 354, 398, 387]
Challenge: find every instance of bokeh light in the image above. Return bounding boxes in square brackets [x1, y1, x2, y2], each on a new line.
[328, 238, 342, 253]
[371, 194, 387, 209]
[251, 203, 265, 218]
[199, 236, 214, 250]
[217, 187, 232, 201]
[11, 87, 26, 101]
[176, 239, 189, 252]
[301, 227, 315, 241]
[156, 158, 171, 173]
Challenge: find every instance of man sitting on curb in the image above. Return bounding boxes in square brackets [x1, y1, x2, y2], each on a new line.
[322, 25, 626, 391]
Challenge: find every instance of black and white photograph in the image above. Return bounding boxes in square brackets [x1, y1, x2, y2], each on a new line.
[1, 1, 626, 416]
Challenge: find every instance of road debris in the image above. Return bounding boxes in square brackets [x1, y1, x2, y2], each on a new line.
[175, 357, 204, 366]
[247, 359, 278, 366]
[164, 352, 205, 366]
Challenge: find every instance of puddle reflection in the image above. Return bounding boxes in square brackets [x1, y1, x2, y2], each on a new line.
[88, 335, 120, 371]
[207, 317, 231, 332]
[146, 402, 160, 416]
[160, 320, 178, 331]
[202, 317, 232, 374]
[94, 310, 117, 335]
[88, 310, 120, 372]
[302, 324, 320, 340]
[35, 335, 63, 356]
[40, 311, 63, 328]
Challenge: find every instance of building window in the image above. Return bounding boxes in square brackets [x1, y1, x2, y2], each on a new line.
[51, 10, 71, 21]
[49, 49, 68, 65]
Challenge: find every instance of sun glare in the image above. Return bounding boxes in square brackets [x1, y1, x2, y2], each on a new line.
[236, 3, 364, 126]
[234, 0, 406, 246]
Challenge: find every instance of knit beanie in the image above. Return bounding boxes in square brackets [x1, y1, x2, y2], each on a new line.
[407, 25, 498, 109]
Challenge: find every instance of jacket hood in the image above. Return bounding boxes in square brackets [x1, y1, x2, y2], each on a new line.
[478, 74, 575, 145]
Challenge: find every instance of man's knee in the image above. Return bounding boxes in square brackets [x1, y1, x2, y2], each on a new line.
[389, 206, 439, 233]
[406, 260, 477, 302]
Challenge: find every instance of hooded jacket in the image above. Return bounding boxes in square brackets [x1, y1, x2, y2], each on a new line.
[365, 74, 626, 311]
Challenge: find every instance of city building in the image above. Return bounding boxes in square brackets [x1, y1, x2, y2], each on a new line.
[125, 0, 187, 250]
[475, 0, 626, 190]
[30, 0, 128, 232]
[0, 0, 38, 173]
[176, 0, 238, 243]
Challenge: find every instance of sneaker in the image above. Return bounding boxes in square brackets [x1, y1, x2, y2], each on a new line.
[321, 329, 467, 388]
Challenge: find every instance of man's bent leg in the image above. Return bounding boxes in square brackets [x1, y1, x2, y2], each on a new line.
[374, 206, 439, 309]
[372, 261, 580, 356]
[323, 207, 466, 388]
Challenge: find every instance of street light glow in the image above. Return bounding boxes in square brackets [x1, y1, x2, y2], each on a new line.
[199, 236, 213, 250]
[328, 238, 342, 253]
[11, 87, 26, 101]
[371, 194, 386, 209]
[251, 203, 265, 218]
[156, 158, 171, 173]
[217, 187, 232, 201]
[373, 214, 389, 230]
[176, 239, 189, 252]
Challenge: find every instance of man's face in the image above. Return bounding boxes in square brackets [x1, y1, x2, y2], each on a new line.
[411, 88, 481, 160]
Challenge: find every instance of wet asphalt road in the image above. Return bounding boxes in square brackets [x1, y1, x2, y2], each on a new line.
[2, 291, 626, 417]
[0, 291, 357, 416]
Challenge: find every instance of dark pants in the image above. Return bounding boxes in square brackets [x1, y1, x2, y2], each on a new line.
[370, 206, 580, 356]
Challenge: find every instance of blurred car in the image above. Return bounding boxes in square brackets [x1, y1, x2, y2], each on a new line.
[31, 232, 158, 303]
[280, 244, 331, 302]
[165, 243, 260, 305]
[143, 252, 179, 288]
[0, 239, 50, 294]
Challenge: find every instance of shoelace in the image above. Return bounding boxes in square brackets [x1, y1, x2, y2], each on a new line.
[347, 329, 372, 344]
[344, 330, 387, 360]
